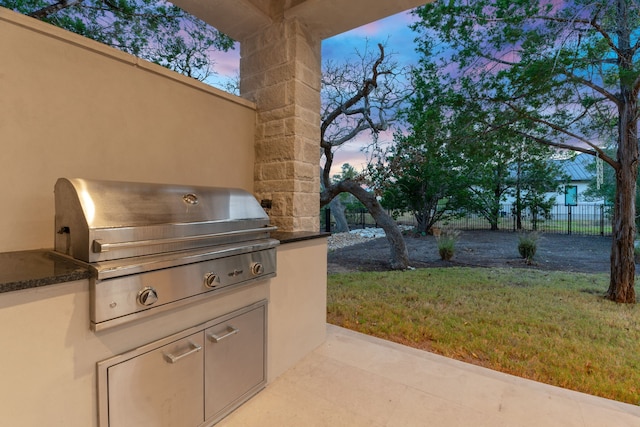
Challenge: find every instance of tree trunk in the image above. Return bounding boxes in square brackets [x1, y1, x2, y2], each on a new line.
[607, 100, 637, 302]
[321, 181, 409, 270]
[489, 206, 499, 231]
[515, 202, 523, 230]
[415, 212, 428, 234]
[329, 198, 349, 233]
[608, 159, 637, 303]
[489, 184, 501, 231]
[607, 0, 637, 303]
[515, 161, 523, 230]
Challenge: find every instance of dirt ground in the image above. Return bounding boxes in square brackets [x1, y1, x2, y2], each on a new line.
[327, 230, 613, 274]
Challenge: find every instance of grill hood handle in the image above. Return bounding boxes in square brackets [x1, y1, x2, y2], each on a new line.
[93, 226, 277, 253]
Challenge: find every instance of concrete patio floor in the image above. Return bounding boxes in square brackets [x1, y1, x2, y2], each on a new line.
[218, 324, 640, 427]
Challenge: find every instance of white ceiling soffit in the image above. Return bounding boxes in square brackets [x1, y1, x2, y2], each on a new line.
[170, 0, 431, 41]
[170, 0, 272, 41]
[285, 0, 431, 40]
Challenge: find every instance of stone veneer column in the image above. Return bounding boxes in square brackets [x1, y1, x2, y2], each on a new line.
[240, 18, 321, 232]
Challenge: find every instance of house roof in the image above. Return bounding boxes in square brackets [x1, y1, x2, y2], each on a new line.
[550, 153, 594, 182]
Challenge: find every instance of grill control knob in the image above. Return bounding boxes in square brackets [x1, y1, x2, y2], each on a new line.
[137, 287, 158, 306]
[250, 262, 264, 276]
[204, 272, 220, 288]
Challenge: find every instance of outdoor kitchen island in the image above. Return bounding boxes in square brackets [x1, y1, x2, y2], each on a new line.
[0, 232, 327, 427]
[0, 2, 430, 424]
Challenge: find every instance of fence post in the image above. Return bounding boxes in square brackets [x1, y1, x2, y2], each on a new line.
[600, 204, 604, 236]
[324, 208, 331, 233]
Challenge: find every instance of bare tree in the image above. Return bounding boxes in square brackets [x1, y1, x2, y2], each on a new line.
[320, 43, 411, 269]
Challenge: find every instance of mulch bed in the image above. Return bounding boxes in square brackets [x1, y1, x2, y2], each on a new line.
[327, 230, 612, 275]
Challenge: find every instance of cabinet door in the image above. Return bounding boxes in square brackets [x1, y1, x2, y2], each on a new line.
[107, 332, 204, 427]
[204, 305, 266, 421]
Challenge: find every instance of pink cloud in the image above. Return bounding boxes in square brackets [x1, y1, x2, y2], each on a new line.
[322, 129, 397, 177]
[352, 21, 384, 37]
[209, 43, 240, 76]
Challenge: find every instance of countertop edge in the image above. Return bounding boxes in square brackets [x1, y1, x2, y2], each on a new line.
[272, 231, 330, 244]
[0, 250, 91, 294]
[0, 233, 331, 294]
[0, 272, 91, 293]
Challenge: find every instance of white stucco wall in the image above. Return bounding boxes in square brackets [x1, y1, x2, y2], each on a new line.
[0, 9, 328, 426]
[0, 8, 256, 252]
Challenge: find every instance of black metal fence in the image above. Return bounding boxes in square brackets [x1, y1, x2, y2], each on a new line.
[322, 204, 612, 236]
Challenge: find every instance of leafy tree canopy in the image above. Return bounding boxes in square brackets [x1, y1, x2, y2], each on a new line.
[412, 0, 640, 302]
[374, 61, 472, 232]
[3, 0, 235, 81]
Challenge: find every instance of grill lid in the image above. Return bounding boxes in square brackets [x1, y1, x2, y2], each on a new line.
[54, 178, 275, 263]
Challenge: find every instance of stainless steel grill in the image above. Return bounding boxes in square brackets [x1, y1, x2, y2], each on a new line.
[53, 178, 278, 331]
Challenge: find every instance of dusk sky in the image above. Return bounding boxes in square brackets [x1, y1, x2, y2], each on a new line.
[321, 10, 420, 174]
[207, 10, 420, 176]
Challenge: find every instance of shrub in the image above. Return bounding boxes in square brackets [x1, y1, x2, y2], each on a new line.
[518, 233, 538, 264]
[437, 229, 460, 261]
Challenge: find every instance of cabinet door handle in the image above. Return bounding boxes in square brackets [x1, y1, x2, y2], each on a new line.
[163, 341, 202, 364]
[207, 326, 239, 343]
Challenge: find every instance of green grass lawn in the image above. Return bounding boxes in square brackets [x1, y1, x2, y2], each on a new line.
[327, 267, 640, 405]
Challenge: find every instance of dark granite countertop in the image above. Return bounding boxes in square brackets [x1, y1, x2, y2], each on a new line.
[0, 233, 329, 294]
[0, 249, 91, 294]
[271, 231, 330, 244]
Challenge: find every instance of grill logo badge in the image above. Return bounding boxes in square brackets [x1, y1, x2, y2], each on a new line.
[183, 193, 199, 205]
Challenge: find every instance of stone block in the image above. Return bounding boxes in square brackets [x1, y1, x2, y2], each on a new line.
[257, 105, 296, 124]
[271, 192, 293, 216]
[254, 82, 289, 111]
[294, 179, 320, 193]
[263, 119, 286, 138]
[298, 140, 320, 165]
[259, 162, 292, 180]
[270, 215, 294, 232]
[293, 192, 320, 216]
[295, 104, 320, 124]
[293, 215, 320, 232]
[293, 81, 321, 112]
[254, 177, 295, 193]
[295, 62, 322, 91]
[293, 161, 316, 180]
[286, 26, 321, 66]
[264, 62, 296, 87]
[242, 38, 288, 71]
[283, 117, 318, 142]
[255, 137, 296, 162]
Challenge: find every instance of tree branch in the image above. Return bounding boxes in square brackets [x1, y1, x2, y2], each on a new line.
[29, 0, 85, 19]
[487, 108, 616, 169]
[559, 68, 619, 106]
[320, 44, 386, 140]
[531, 7, 620, 57]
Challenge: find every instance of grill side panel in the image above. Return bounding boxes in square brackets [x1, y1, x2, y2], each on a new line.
[54, 178, 91, 261]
